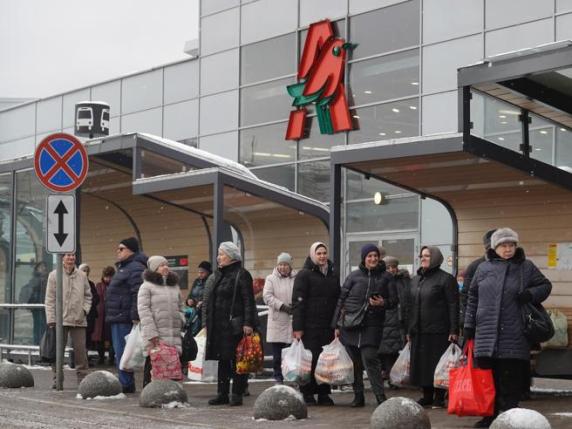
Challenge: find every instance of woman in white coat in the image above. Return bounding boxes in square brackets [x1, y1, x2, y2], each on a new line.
[263, 252, 296, 383]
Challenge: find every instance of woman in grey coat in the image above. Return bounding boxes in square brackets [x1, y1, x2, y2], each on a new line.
[138, 255, 184, 387]
[464, 228, 551, 428]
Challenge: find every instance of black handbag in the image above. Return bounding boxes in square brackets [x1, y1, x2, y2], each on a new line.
[40, 326, 56, 363]
[520, 267, 554, 344]
[229, 270, 244, 336]
[181, 327, 198, 364]
[338, 276, 373, 329]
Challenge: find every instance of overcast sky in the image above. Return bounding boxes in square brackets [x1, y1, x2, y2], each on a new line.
[0, 0, 199, 99]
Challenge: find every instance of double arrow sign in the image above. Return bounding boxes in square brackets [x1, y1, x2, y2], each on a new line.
[47, 195, 75, 253]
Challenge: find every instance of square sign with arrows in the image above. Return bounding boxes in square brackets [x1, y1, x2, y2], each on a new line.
[46, 195, 75, 254]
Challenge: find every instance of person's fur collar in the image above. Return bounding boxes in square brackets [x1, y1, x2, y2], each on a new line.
[143, 270, 179, 286]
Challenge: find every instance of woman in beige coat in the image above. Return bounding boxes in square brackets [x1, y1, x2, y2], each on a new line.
[262, 252, 296, 383]
[137, 255, 184, 387]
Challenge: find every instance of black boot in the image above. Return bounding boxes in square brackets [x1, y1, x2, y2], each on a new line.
[473, 416, 495, 428]
[350, 392, 365, 407]
[317, 394, 335, 406]
[303, 394, 317, 405]
[208, 394, 229, 405]
[376, 393, 387, 405]
[433, 388, 446, 408]
[230, 394, 243, 406]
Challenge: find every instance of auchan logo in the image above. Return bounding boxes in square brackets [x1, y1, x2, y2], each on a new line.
[285, 19, 355, 140]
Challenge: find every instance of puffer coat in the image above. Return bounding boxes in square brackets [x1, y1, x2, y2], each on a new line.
[378, 269, 411, 355]
[106, 253, 147, 323]
[137, 270, 184, 353]
[333, 262, 397, 348]
[205, 261, 257, 361]
[45, 267, 92, 327]
[464, 247, 552, 360]
[263, 267, 297, 344]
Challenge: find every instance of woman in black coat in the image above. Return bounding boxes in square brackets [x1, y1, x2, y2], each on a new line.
[407, 246, 459, 408]
[292, 242, 340, 406]
[205, 242, 256, 407]
[333, 244, 397, 407]
[464, 228, 551, 428]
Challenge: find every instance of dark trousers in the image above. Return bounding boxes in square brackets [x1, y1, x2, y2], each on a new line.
[271, 342, 288, 381]
[217, 359, 248, 396]
[300, 345, 331, 397]
[477, 357, 528, 414]
[380, 353, 399, 377]
[346, 345, 385, 399]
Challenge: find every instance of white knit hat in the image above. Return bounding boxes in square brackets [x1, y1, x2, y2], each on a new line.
[219, 242, 241, 261]
[491, 227, 519, 249]
[147, 255, 168, 272]
[277, 252, 293, 266]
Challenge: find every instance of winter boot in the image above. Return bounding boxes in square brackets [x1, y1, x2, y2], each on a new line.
[350, 392, 365, 407]
[317, 394, 335, 406]
[376, 393, 388, 405]
[230, 394, 243, 406]
[303, 394, 317, 405]
[208, 394, 230, 405]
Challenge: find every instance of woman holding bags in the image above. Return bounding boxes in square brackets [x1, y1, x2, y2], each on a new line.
[333, 244, 397, 407]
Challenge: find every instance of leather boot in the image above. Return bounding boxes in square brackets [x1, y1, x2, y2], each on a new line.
[208, 394, 230, 405]
[230, 394, 243, 406]
[351, 392, 365, 407]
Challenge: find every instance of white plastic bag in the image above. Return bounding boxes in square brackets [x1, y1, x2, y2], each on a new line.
[281, 339, 312, 385]
[434, 342, 463, 389]
[188, 328, 218, 382]
[542, 309, 568, 348]
[389, 342, 411, 386]
[119, 325, 146, 371]
[314, 338, 354, 385]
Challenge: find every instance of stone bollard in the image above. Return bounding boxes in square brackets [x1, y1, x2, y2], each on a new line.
[253, 385, 307, 421]
[370, 397, 431, 429]
[490, 409, 551, 429]
[139, 380, 188, 408]
[78, 371, 122, 399]
[0, 363, 34, 388]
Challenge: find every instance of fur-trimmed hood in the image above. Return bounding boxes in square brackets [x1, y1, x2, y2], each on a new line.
[143, 270, 179, 286]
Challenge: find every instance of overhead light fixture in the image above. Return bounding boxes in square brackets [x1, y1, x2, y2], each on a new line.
[539, 130, 548, 135]
[392, 108, 400, 113]
[500, 121, 508, 124]
[409, 106, 417, 110]
[499, 115, 506, 119]
[560, 128, 567, 132]
[394, 130, 402, 134]
[373, 192, 386, 205]
[364, 90, 373, 94]
[378, 132, 386, 136]
[497, 137, 505, 141]
[410, 82, 419, 86]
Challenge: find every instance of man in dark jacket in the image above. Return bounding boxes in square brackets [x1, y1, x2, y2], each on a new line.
[105, 237, 147, 393]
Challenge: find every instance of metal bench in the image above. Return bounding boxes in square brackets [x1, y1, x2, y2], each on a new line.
[0, 344, 73, 366]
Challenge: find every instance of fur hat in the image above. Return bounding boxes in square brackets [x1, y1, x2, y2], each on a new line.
[491, 227, 519, 249]
[119, 237, 139, 253]
[277, 252, 293, 266]
[483, 229, 497, 250]
[361, 244, 380, 262]
[147, 255, 168, 272]
[219, 242, 241, 261]
[383, 255, 399, 267]
[198, 261, 212, 273]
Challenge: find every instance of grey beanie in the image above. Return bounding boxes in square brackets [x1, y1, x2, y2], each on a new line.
[219, 241, 241, 261]
[277, 252, 293, 266]
[491, 227, 519, 249]
[383, 256, 399, 267]
[147, 255, 168, 272]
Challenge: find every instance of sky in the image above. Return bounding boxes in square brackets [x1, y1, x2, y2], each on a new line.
[0, 0, 199, 99]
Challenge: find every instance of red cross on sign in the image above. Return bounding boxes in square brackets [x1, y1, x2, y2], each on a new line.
[34, 133, 89, 192]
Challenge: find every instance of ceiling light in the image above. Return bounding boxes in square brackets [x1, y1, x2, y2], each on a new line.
[272, 154, 291, 158]
[378, 132, 386, 136]
[498, 115, 506, 119]
[253, 152, 271, 157]
[500, 121, 508, 124]
[394, 130, 402, 134]
[373, 192, 386, 205]
[392, 108, 400, 113]
[560, 128, 567, 132]
[498, 137, 505, 141]
[498, 109, 519, 116]
[410, 82, 419, 86]
[535, 148, 542, 151]
[409, 106, 417, 110]
[364, 90, 372, 94]
[539, 130, 548, 135]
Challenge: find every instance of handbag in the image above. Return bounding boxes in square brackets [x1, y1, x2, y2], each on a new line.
[39, 326, 56, 363]
[338, 275, 373, 329]
[229, 270, 244, 336]
[519, 267, 554, 344]
[181, 327, 198, 364]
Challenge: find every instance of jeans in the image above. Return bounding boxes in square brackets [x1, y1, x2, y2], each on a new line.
[271, 342, 288, 382]
[111, 323, 135, 389]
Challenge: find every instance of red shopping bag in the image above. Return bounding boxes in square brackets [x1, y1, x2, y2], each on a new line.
[150, 342, 183, 381]
[448, 340, 495, 417]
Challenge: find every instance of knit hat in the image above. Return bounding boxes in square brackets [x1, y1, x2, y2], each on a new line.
[361, 244, 380, 262]
[102, 266, 116, 278]
[483, 229, 497, 250]
[198, 261, 212, 273]
[148, 255, 168, 272]
[78, 263, 90, 273]
[383, 255, 399, 267]
[309, 242, 328, 265]
[277, 252, 293, 266]
[119, 237, 139, 253]
[491, 227, 519, 249]
[219, 242, 242, 261]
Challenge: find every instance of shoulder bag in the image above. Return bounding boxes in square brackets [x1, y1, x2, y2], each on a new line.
[229, 270, 244, 335]
[520, 266, 554, 344]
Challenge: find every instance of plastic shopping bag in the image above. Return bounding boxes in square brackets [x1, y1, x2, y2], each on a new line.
[448, 340, 495, 417]
[434, 342, 463, 389]
[281, 339, 312, 385]
[314, 338, 354, 385]
[119, 325, 146, 371]
[389, 342, 411, 386]
[542, 309, 568, 348]
[188, 328, 218, 382]
[149, 342, 183, 381]
[39, 326, 56, 363]
[235, 333, 264, 374]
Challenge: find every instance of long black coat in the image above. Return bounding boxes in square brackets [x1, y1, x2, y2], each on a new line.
[205, 261, 256, 361]
[333, 262, 397, 348]
[378, 270, 410, 355]
[292, 257, 340, 351]
[105, 253, 147, 324]
[464, 248, 552, 361]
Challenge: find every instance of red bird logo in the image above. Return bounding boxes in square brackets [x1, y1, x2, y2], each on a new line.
[286, 20, 355, 140]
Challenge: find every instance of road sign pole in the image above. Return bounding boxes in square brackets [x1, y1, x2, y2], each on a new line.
[55, 254, 64, 391]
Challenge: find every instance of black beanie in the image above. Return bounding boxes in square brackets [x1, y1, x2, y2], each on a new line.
[198, 260, 212, 273]
[119, 237, 139, 253]
[361, 243, 380, 263]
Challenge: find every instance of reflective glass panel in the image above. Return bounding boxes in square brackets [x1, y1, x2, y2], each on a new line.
[346, 196, 419, 232]
[345, 170, 406, 202]
[250, 164, 295, 191]
[0, 308, 9, 343]
[36, 97, 63, 133]
[240, 78, 294, 126]
[121, 70, 163, 115]
[240, 123, 296, 167]
[13, 308, 38, 345]
[297, 160, 330, 202]
[241, 33, 297, 85]
[348, 98, 419, 145]
[529, 114, 554, 165]
[298, 116, 345, 160]
[92, 81, 121, 117]
[140, 150, 191, 179]
[556, 127, 572, 171]
[164, 61, 199, 104]
[349, 49, 419, 106]
[0, 173, 12, 305]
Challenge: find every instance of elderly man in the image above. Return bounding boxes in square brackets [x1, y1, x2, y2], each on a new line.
[105, 237, 147, 393]
[45, 253, 92, 387]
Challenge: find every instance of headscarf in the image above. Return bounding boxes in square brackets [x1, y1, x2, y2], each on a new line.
[310, 241, 328, 275]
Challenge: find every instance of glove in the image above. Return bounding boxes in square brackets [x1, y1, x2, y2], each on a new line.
[518, 290, 533, 304]
[280, 304, 293, 315]
[463, 327, 475, 340]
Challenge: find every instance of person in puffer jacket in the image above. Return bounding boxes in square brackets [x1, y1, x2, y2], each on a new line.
[464, 228, 551, 428]
[138, 255, 184, 387]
